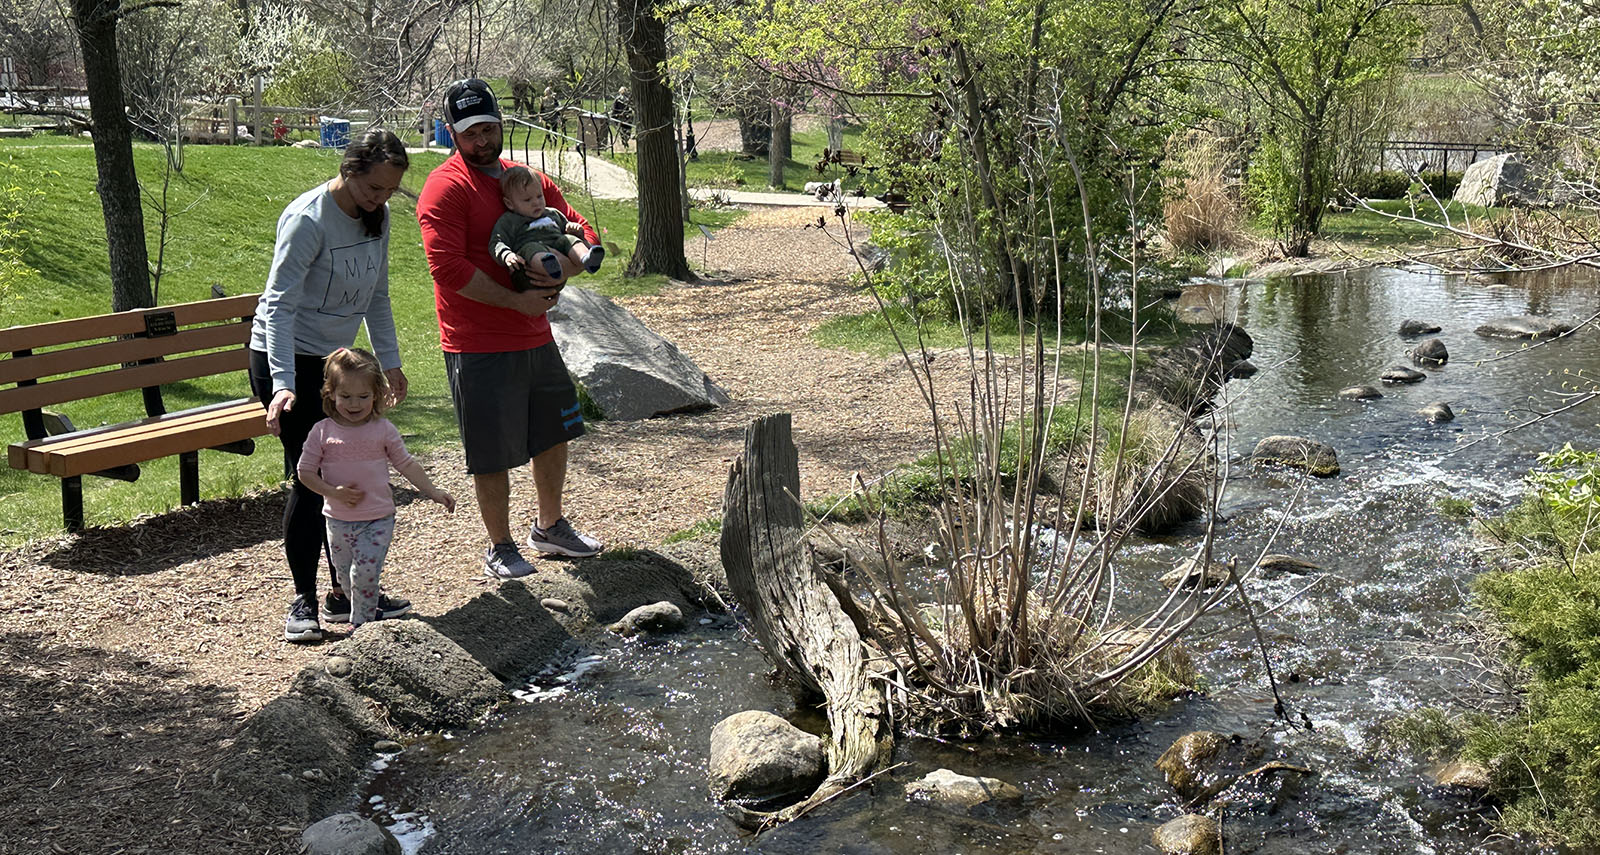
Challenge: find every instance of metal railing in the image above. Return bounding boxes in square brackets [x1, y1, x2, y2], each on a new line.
[504, 116, 590, 190]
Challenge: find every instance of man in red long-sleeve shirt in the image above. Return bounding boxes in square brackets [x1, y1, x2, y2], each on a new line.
[417, 78, 604, 578]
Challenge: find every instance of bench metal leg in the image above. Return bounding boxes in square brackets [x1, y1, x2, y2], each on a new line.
[62, 477, 83, 533]
[179, 450, 199, 506]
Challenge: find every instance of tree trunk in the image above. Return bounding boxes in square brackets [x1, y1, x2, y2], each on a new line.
[767, 100, 792, 189]
[720, 414, 894, 827]
[738, 106, 770, 157]
[71, 0, 153, 312]
[1288, 124, 1326, 258]
[617, 0, 692, 279]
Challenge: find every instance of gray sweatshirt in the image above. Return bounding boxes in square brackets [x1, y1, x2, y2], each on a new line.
[249, 183, 401, 394]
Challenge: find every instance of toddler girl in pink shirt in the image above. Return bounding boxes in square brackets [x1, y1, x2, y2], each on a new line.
[297, 348, 455, 627]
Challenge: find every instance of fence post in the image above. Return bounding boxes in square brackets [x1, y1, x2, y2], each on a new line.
[227, 97, 238, 145]
[252, 75, 264, 146]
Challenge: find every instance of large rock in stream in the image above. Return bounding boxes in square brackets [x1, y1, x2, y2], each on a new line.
[301, 813, 401, 855]
[904, 768, 1024, 813]
[548, 287, 731, 420]
[1474, 315, 1572, 341]
[1156, 731, 1312, 809]
[1412, 338, 1449, 366]
[1252, 436, 1339, 477]
[708, 710, 828, 808]
[1152, 814, 1222, 855]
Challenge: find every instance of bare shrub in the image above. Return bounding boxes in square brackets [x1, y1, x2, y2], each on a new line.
[811, 113, 1254, 736]
[1162, 132, 1243, 254]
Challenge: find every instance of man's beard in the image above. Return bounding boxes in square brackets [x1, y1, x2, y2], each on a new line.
[462, 139, 502, 167]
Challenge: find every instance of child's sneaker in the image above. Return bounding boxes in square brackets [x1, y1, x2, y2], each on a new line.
[284, 594, 323, 643]
[326, 591, 410, 623]
[323, 591, 352, 623]
[538, 252, 564, 279]
[484, 542, 536, 579]
[528, 518, 603, 558]
[583, 245, 604, 274]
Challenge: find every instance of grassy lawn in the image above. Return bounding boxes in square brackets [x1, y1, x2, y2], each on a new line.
[1317, 199, 1492, 248]
[608, 125, 872, 192]
[0, 140, 731, 545]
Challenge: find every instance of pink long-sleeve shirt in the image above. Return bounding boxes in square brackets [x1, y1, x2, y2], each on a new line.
[297, 417, 417, 522]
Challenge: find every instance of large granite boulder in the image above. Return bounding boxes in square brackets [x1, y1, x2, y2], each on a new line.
[1381, 365, 1427, 384]
[1453, 154, 1547, 207]
[548, 287, 731, 420]
[904, 768, 1024, 812]
[1419, 401, 1456, 423]
[1339, 385, 1383, 400]
[301, 814, 401, 855]
[1252, 436, 1339, 477]
[708, 711, 827, 808]
[1412, 338, 1448, 366]
[1474, 315, 1572, 340]
[608, 601, 686, 637]
[1152, 814, 1222, 855]
[1399, 319, 1441, 336]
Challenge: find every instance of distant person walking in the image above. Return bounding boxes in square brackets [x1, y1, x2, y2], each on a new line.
[610, 86, 633, 148]
[249, 128, 413, 643]
[417, 78, 606, 581]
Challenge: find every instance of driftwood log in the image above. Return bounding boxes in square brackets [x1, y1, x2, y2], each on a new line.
[720, 414, 893, 827]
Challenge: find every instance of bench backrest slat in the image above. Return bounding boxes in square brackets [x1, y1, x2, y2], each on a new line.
[0, 294, 258, 353]
[0, 320, 250, 387]
[0, 349, 249, 415]
[0, 295, 260, 419]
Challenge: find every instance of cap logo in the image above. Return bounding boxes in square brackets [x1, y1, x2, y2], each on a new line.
[455, 92, 482, 110]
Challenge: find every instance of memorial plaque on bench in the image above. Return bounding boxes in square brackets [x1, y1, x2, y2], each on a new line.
[143, 310, 178, 338]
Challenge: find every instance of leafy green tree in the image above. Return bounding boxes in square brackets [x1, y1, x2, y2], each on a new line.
[688, 0, 1186, 316]
[1201, 0, 1419, 256]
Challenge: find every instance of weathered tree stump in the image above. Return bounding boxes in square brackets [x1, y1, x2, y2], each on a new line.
[720, 413, 893, 827]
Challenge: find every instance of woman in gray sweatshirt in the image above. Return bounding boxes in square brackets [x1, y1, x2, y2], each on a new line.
[248, 129, 411, 643]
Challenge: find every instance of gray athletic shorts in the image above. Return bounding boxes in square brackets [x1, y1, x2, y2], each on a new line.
[445, 344, 585, 475]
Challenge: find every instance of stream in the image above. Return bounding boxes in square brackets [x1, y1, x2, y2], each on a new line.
[360, 265, 1599, 854]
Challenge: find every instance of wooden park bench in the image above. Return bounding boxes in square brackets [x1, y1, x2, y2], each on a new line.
[833, 149, 869, 168]
[1, 294, 269, 532]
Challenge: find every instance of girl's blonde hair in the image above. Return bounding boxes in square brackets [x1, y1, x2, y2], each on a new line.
[321, 347, 388, 422]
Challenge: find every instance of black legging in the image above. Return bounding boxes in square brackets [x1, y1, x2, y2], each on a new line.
[249, 349, 338, 598]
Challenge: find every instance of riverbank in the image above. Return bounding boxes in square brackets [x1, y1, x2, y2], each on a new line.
[0, 207, 966, 852]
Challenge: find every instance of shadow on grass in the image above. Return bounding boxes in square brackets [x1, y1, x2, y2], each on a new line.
[40, 489, 286, 576]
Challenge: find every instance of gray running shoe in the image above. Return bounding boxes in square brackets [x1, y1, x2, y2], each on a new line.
[283, 594, 323, 643]
[484, 542, 536, 579]
[528, 518, 603, 558]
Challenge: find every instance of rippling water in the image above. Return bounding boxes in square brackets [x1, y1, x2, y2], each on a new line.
[366, 266, 1599, 854]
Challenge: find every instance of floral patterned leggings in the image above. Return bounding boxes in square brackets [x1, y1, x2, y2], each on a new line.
[326, 515, 395, 626]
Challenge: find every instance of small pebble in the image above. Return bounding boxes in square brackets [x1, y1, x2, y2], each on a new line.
[324, 656, 353, 678]
[374, 740, 402, 753]
[541, 598, 570, 612]
[301, 768, 326, 781]
[699, 618, 713, 625]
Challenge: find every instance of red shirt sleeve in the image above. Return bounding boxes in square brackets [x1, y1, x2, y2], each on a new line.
[541, 174, 599, 245]
[417, 162, 478, 294]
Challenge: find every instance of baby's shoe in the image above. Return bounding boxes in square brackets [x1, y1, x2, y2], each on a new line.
[583, 245, 605, 274]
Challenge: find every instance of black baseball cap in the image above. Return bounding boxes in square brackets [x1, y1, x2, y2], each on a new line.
[444, 78, 501, 132]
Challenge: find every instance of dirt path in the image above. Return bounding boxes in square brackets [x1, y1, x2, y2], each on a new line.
[0, 207, 957, 853]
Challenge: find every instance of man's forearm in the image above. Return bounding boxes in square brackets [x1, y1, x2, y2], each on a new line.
[456, 268, 534, 308]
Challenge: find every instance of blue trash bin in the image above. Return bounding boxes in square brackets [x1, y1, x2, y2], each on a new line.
[319, 117, 351, 149]
[434, 119, 453, 147]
